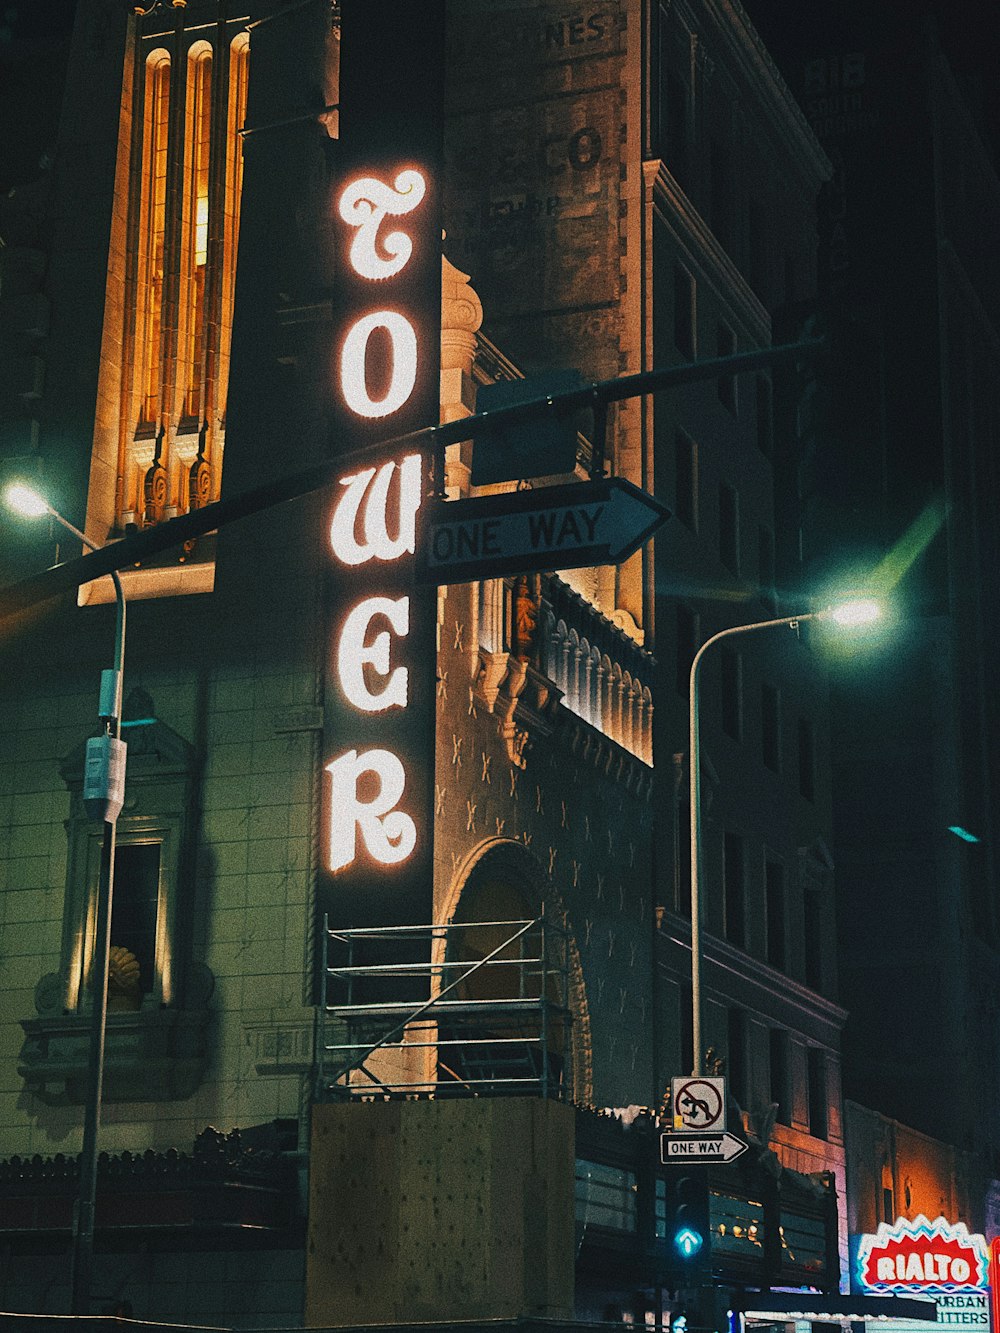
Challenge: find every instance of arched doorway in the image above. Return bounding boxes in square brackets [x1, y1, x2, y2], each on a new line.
[438, 838, 593, 1105]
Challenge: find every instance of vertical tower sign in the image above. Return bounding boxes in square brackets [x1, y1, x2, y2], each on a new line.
[324, 0, 445, 943]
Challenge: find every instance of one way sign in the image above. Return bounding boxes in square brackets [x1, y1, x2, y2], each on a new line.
[417, 477, 670, 585]
[661, 1132, 748, 1166]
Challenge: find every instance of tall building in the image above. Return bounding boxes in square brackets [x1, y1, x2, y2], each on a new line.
[742, 0, 1000, 1235]
[0, 0, 880, 1324]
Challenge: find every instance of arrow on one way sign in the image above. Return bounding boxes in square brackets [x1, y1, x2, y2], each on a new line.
[660, 1132, 749, 1166]
[417, 477, 671, 585]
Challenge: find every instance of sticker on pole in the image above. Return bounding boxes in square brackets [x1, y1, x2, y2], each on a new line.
[671, 1076, 726, 1132]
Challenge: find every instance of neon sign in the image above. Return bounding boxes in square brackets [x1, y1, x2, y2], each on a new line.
[326, 165, 427, 873]
[324, 0, 443, 940]
[856, 1216, 989, 1294]
[327, 456, 421, 871]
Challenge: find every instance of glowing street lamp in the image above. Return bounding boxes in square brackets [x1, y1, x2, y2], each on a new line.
[4, 480, 126, 1315]
[688, 598, 882, 1076]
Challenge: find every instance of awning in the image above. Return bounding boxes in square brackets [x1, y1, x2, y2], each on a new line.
[737, 1292, 938, 1323]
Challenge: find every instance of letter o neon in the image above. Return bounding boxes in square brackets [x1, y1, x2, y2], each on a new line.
[952, 1258, 971, 1284]
[341, 310, 417, 419]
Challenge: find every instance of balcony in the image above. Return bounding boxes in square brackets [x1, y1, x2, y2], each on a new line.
[472, 571, 655, 775]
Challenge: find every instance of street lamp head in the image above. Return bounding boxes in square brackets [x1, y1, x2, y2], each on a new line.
[4, 481, 51, 519]
[828, 597, 881, 627]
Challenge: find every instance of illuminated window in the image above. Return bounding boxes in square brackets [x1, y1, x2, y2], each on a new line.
[109, 842, 164, 1006]
[135, 49, 170, 432]
[83, 19, 250, 597]
[180, 44, 213, 424]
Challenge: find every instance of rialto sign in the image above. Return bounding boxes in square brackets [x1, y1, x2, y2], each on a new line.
[856, 1216, 989, 1293]
[855, 1216, 993, 1333]
[323, 0, 444, 936]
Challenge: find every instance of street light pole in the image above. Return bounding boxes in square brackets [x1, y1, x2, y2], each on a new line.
[688, 611, 825, 1078]
[71, 555, 125, 1315]
[3, 484, 126, 1314]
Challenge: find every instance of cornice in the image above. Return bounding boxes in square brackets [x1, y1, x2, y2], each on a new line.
[657, 911, 848, 1042]
[651, 162, 771, 342]
[668, 0, 831, 190]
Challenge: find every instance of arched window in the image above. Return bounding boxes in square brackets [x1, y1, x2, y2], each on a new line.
[179, 42, 213, 423]
[135, 50, 170, 432]
[218, 32, 249, 428]
[83, 14, 252, 601]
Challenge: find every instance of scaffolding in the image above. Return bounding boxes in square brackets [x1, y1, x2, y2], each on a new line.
[317, 916, 573, 1101]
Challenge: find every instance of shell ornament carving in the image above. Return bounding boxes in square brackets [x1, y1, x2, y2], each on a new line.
[143, 461, 169, 525]
[189, 457, 212, 510]
[107, 945, 142, 1011]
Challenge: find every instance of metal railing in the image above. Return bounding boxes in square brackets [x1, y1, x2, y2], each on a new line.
[317, 916, 572, 1101]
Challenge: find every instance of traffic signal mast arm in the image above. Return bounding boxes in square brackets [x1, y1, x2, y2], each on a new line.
[0, 337, 822, 619]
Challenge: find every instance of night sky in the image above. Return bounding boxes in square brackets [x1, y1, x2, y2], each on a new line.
[744, 0, 1000, 170]
[0, 0, 77, 193]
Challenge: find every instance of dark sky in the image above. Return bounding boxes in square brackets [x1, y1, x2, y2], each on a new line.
[743, 0, 1000, 168]
[0, 0, 77, 194]
[3, 1, 999, 191]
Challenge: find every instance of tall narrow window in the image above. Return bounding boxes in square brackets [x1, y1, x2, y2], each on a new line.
[109, 842, 164, 1007]
[769, 1028, 790, 1124]
[762, 682, 781, 771]
[807, 1048, 828, 1140]
[136, 50, 171, 431]
[727, 1008, 746, 1105]
[180, 45, 213, 423]
[798, 716, 816, 800]
[721, 648, 741, 740]
[219, 33, 250, 427]
[765, 859, 785, 970]
[711, 139, 733, 252]
[748, 202, 767, 296]
[674, 265, 695, 359]
[756, 374, 773, 457]
[719, 482, 739, 574]
[758, 525, 775, 610]
[803, 891, 822, 990]
[658, 59, 689, 187]
[676, 798, 691, 918]
[675, 430, 698, 530]
[676, 604, 699, 696]
[724, 833, 745, 947]
[717, 322, 737, 413]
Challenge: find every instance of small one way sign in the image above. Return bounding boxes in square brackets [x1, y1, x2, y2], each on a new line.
[417, 477, 670, 584]
[661, 1131, 748, 1166]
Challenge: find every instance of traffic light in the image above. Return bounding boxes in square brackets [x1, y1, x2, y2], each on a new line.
[662, 1169, 711, 1277]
